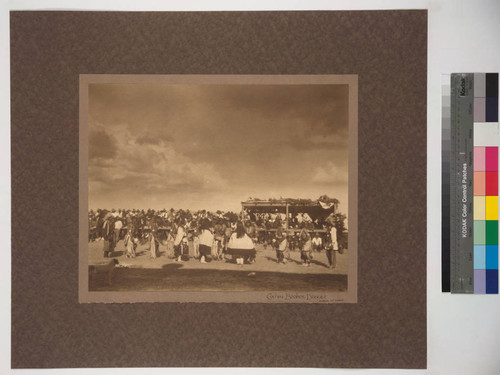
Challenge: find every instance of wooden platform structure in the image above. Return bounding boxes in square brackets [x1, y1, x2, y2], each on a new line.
[241, 198, 338, 232]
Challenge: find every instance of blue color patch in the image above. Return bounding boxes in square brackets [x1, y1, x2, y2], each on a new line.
[486, 269, 498, 294]
[486, 245, 498, 269]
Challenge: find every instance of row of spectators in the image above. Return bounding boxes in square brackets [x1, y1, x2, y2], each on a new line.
[89, 208, 347, 260]
[88, 208, 332, 234]
[89, 207, 343, 232]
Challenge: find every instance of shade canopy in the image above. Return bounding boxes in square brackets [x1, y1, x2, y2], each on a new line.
[241, 199, 338, 221]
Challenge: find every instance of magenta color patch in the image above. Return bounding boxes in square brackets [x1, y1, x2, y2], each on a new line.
[486, 147, 498, 171]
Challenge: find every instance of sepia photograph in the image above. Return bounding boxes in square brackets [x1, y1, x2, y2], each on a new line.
[79, 75, 357, 303]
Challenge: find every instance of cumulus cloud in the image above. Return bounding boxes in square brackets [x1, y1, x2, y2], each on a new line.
[135, 134, 164, 146]
[311, 161, 348, 184]
[88, 123, 228, 201]
[89, 128, 118, 160]
[88, 83, 349, 210]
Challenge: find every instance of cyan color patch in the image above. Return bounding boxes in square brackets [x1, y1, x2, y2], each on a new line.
[474, 245, 486, 269]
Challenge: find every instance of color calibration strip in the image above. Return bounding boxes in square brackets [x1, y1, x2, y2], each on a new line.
[473, 73, 499, 294]
[442, 75, 451, 292]
[450, 74, 474, 293]
[445, 73, 499, 293]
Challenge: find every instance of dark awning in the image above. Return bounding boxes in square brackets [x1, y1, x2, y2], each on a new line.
[241, 199, 337, 220]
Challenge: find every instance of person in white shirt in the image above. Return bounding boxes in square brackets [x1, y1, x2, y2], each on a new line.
[302, 213, 312, 223]
[227, 221, 256, 264]
[198, 219, 214, 263]
[311, 233, 322, 252]
[174, 220, 186, 262]
[296, 213, 303, 224]
[275, 226, 288, 264]
[114, 219, 123, 246]
[326, 225, 339, 269]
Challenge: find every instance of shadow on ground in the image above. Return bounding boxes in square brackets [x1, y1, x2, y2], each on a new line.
[89, 263, 347, 293]
[264, 255, 330, 268]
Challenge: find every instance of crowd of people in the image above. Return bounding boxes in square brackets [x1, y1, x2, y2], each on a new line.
[88, 207, 346, 268]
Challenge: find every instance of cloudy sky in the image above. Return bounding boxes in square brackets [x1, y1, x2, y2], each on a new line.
[88, 83, 349, 213]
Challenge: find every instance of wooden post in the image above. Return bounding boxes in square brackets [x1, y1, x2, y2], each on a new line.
[285, 202, 289, 230]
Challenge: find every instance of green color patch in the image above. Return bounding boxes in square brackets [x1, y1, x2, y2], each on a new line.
[486, 220, 498, 245]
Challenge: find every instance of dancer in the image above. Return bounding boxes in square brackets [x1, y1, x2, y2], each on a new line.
[277, 229, 288, 264]
[124, 217, 137, 258]
[275, 226, 287, 264]
[224, 222, 232, 253]
[101, 212, 115, 258]
[213, 220, 225, 261]
[193, 229, 200, 259]
[198, 219, 214, 263]
[325, 224, 339, 269]
[174, 219, 186, 262]
[299, 228, 313, 266]
[227, 221, 256, 265]
[149, 217, 159, 259]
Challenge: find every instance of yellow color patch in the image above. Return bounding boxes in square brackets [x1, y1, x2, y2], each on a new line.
[486, 196, 498, 220]
[474, 196, 486, 220]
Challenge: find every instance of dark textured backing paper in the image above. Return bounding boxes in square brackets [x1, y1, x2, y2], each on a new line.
[11, 11, 427, 368]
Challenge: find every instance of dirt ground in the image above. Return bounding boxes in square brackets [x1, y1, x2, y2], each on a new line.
[88, 239, 348, 292]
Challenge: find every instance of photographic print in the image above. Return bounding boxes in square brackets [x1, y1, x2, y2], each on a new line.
[79, 75, 357, 303]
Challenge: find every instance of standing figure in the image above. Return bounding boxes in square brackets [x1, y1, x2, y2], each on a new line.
[114, 218, 123, 246]
[101, 212, 116, 257]
[289, 232, 298, 251]
[211, 234, 219, 260]
[166, 230, 175, 258]
[227, 221, 256, 265]
[276, 228, 288, 264]
[198, 219, 214, 263]
[274, 226, 286, 264]
[149, 217, 159, 259]
[174, 219, 186, 262]
[124, 217, 137, 258]
[213, 220, 224, 260]
[299, 228, 313, 266]
[325, 225, 339, 269]
[224, 223, 233, 254]
[193, 228, 200, 259]
[182, 236, 189, 260]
